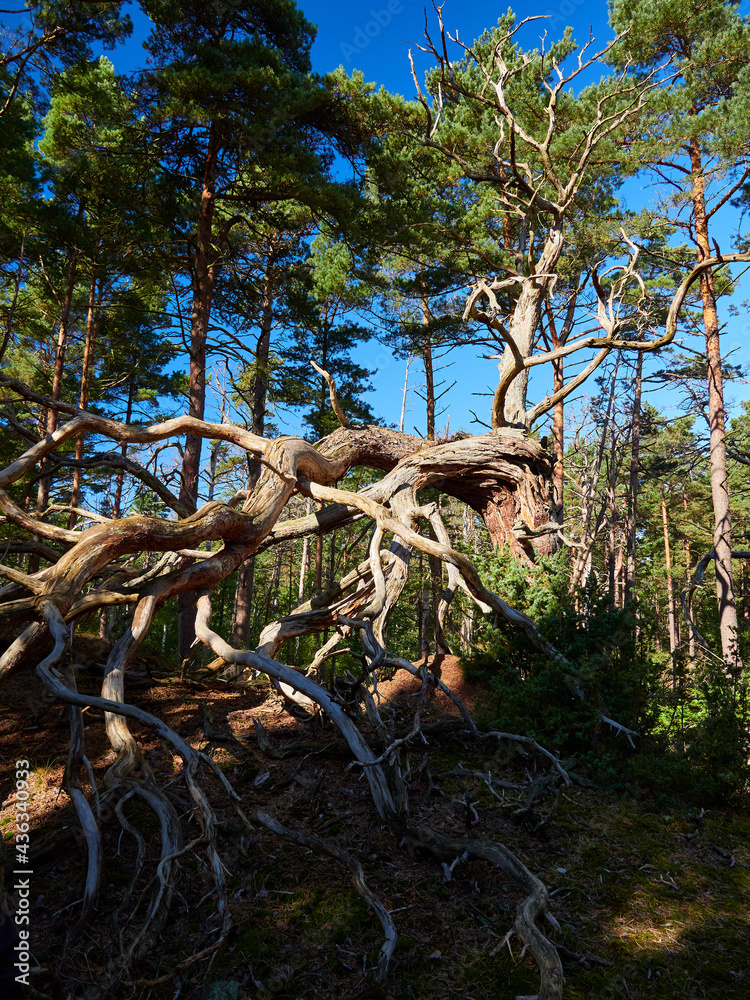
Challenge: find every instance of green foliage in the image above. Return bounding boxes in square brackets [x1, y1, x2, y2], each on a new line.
[463, 541, 750, 804]
[627, 677, 750, 807]
[464, 548, 661, 763]
[275, 231, 377, 438]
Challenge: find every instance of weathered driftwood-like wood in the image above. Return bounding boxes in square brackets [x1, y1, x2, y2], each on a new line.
[0, 386, 570, 997]
[319, 424, 554, 556]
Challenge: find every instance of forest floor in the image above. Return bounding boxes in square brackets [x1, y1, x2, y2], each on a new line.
[1, 638, 749, 1000]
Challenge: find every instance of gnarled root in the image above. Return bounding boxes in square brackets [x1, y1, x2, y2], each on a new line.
[241, 810, 397, 982]
[399, 825, 564, 1000]
[195, 595, 563, 1000]
[34, 602, 232, 982]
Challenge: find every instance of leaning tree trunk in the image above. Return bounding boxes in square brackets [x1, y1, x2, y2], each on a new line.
[492, 224, 563, 430]
[0, 386, 591, 1000]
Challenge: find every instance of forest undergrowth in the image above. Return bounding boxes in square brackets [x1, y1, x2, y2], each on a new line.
[1, 638, 747, 1000]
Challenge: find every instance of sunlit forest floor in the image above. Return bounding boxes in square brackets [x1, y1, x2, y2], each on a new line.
[1, 639, 748, 1000]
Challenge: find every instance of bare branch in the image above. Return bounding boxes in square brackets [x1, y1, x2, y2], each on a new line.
[310, 360, 353, 428]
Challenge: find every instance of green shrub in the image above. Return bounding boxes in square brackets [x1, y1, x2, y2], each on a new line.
[464, 548, 660, 759]
[463, 547, 750, 805]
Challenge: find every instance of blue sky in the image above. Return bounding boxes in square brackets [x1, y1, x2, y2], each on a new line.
[301, 1, 624, 436]
[292, 0, 750, 436]
[4, 1, 750, 437]
[302, 0, 612, 95]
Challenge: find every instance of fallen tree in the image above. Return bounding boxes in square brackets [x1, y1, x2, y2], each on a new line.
[0, 368, 582, 997]
[1, 241, 746, 1000]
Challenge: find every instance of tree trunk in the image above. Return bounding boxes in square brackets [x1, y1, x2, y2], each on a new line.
[178, 124, 220, 658]
[544, 288, 576, 528]
[624, 352, 643, 605]
[552, 356, 564, 524]
[298, 537, 309, 604]
[459, 503, 474, 649]
[69, 269, 101, 529]
[314, 529, 323, 595]
[492, 224, 563, 429]
[249, 246, 276, 482]
[231, 558, 255, 649]
[36, 218, 82, 519]
[683, 491, 695, 670]
[614, 543, 624, 610]
[661, 486, 677, 684]
[180, 125, 219, 511]
[113, 374, 135, 520]
[689, 138, 741, 673]
[268, 546, 284, 618]
[231, 251, 276, 645]
[419, 551, 430, 660]
[429, 550, 448, 655]
[399, 355, 412, 433]
[607, 508, 617, 610]
[607, 452, 620, 609]
[421, 292, 435, 440]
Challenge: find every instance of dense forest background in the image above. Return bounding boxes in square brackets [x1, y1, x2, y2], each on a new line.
[1, 1, 749, 997]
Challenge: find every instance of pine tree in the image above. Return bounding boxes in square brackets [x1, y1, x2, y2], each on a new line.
[277, 232, 377, 439]
[609, 0, 750, 671]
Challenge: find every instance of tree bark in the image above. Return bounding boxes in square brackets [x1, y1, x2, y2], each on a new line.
[552, 355, 564, 523]
[688, 138, 741, 672]
[544, 287, 577, 530]
[69, 269, 101, 529]
[661, 486, 677, 682]
[178, 123, 220, 658]
[683, 491, 695, 669]
[421, 291, 435, 441]
[419, 552, 430, 659]
[36, 213, 83, 520]
[232, 247, 277, 647]
[248, 243, 277, 483]
[315, 531, 323, 594]
[399, 355, 412, 433]
[231, 558, 255, 649]
[492, 225, 563, 430]
[624, 352, 643, 605]
[180, 124, 220, 511]
[112, 374, 135, 520]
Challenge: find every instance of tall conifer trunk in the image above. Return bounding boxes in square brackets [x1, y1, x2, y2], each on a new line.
[624, 352, 643, 605]
[69, 269, 101, 528]
[231, 247, 276, 648]
[661, 486, 677, 681]
[178, 124, 220, 658]
[421, 290, 435, 440]
[552, 357, 564, 522]
[36, 206, 84, 520]
[688, 138, 741, 672]
[113, 374, 134, 520]
[180, 124, 219, 511]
